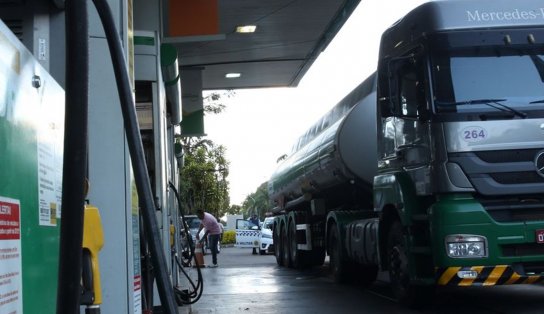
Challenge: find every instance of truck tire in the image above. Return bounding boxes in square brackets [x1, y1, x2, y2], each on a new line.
[328, 224, 348, 282]
[289, 218, 301, 268]
[289, 217, 310, 269]
[387, 221, 430, 307]
[274, 222, 284, 266]
[282, 223, 292, 267]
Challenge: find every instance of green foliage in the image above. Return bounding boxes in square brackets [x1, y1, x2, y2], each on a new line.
[203, 90, 235, 114]
[178, 90, 236, 218]
[179, 140, 230, 218]
[225, 204, 242, 215]
[242, 182, 271, 219]
[221, 230, 236, 245]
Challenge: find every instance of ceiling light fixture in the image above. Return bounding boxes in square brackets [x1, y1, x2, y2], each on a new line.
[235, 25, 257, 33]
[225, 73, 241, 78]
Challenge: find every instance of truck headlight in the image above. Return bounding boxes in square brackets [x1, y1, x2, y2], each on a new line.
[445, 235, 487, 258]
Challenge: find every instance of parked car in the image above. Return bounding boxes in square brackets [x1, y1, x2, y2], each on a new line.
[259, 217, 274, 255]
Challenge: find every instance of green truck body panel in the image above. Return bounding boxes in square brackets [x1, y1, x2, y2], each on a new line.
[430, 194, 544, 268]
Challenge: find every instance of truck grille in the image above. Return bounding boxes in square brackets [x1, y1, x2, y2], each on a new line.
[502, 243, 544, 257]
[474, 149, 539, 163]
[520, 262, 544, 275]
[449, 149, 544, 196]
[479, 198, 544, 223]
[490, 172, 544, 185]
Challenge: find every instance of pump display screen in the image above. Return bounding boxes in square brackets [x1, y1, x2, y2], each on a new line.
[431, 46, 544, 118]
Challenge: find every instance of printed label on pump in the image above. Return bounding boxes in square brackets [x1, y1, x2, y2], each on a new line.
[36, 81, 64, 227]
[0, 196, 22, 314]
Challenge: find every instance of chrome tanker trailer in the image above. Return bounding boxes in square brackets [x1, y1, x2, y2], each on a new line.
[269, 0, 544, 307]
[269, 73, 378, 269]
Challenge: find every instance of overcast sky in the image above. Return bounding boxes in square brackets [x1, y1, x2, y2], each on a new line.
[205, 0, 428, 206]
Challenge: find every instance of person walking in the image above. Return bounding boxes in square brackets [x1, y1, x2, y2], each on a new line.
[196, 209, 222, 267]
[217, 218, 224, 243]
[249, 214, 260, 255]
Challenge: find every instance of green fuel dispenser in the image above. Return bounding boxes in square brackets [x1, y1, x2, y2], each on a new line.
[0, 20, 65, 313]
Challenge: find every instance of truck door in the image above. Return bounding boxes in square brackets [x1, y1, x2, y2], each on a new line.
[235, 219, 261, 248]
[385, 51, 433, 194]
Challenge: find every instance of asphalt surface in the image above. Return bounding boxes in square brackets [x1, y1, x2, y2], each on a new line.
[177, 247, 544, 314]
[177, 246, 411, 313]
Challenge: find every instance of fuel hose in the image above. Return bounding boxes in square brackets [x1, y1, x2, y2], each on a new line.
[57, 0, 89, 313]
[169, 182, 204, 304]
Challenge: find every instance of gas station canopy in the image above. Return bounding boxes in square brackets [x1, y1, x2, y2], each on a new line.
[165, 0, 361, 90]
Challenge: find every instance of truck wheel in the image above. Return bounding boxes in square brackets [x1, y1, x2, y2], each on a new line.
[274, 223, 283, 266]
[328, 224, 347, 282]
[289, 218, 302, 268]
[282, 223, 292, 267]
[387, 221, 430, 307]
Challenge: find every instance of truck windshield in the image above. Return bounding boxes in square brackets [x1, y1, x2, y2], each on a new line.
[431, 49, 544, 119]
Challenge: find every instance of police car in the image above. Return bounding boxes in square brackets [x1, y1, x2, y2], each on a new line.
[235, 217, 274, 255]
[234, 218, 261, 250]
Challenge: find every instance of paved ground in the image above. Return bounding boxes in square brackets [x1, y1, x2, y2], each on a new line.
[176, 247, 544, 314]
[177, 246, 412, 314]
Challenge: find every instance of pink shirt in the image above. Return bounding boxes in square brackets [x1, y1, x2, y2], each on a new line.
[201, 212, 221, 235]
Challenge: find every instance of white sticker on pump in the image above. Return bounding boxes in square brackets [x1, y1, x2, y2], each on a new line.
[461, 126, 487, 142]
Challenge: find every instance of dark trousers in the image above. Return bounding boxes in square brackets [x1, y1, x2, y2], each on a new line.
[209, 234, 220, 265]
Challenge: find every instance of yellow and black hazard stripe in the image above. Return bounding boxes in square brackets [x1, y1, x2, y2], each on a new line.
[436, 265, 544, 286]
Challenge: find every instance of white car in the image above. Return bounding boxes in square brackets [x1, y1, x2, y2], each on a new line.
[258, 217, 274, 255]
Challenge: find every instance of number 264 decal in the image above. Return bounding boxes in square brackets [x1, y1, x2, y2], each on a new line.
[462, 126, 487, 142]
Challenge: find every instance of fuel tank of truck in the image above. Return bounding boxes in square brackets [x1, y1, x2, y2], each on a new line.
[268, 74, 378, 209]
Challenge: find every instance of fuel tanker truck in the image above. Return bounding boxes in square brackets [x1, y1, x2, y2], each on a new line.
[268, 0, 544, 306]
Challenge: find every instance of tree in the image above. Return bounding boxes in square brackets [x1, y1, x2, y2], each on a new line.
[177, 90, 234, 218]
[203, 90, 235, 114]
[242, 182, 271, 220]
[178, 140, 229, 219]
[225, 204, 242, 215]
